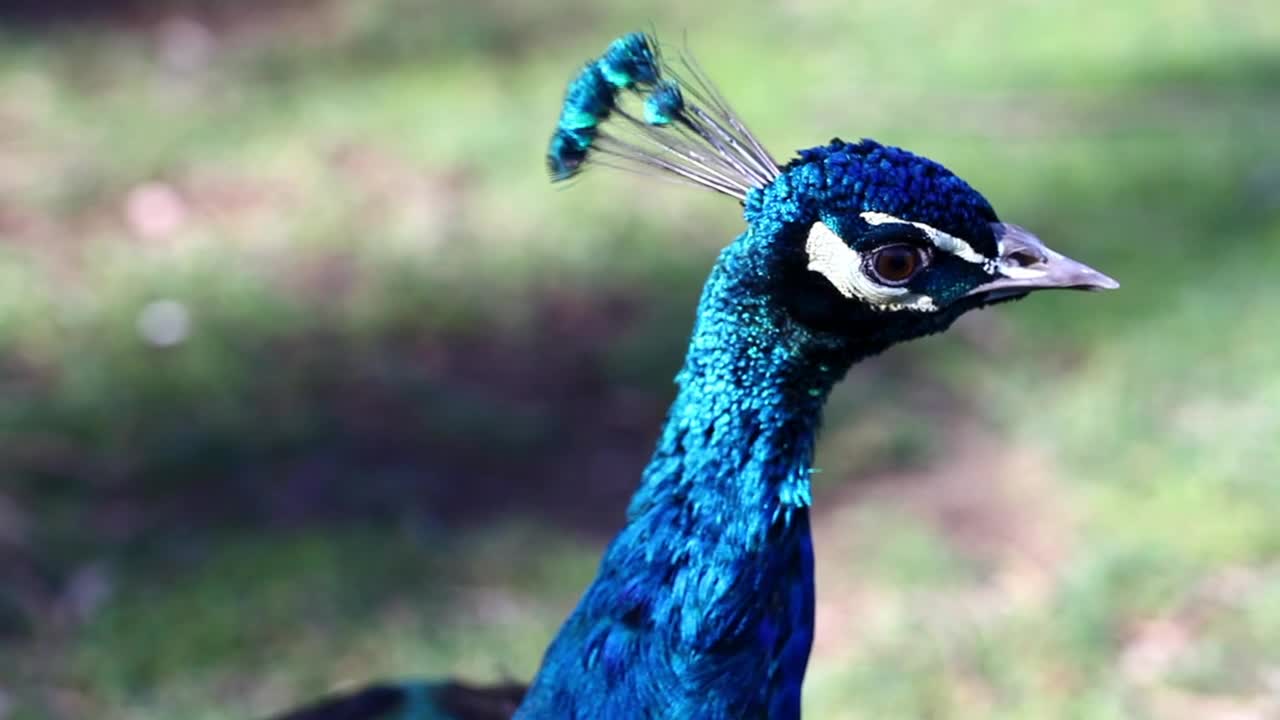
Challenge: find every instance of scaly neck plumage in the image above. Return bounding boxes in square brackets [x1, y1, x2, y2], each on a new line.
[515, 237, 862, 720]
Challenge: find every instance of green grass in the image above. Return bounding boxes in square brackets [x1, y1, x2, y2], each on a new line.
[1, 0, 1278, 717]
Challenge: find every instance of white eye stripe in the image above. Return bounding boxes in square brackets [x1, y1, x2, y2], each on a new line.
[804, 221, 939, 312]
[859, 211, 993, 270]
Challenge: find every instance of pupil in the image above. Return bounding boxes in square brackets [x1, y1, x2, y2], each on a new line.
[877, 247, 916, 280]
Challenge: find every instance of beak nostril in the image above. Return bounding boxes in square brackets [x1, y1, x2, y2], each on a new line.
[1006, 249, 1044, 268]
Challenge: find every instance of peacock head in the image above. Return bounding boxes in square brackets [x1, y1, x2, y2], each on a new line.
[740, 138, 1117, 345]
[547, 32, 1116, 346]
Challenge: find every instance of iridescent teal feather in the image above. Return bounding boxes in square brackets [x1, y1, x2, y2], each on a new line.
[547, 33, 662, 181]
[545, 32, 776, 195]
[597, 33, 660, 88]
[642, 81, 682, 126]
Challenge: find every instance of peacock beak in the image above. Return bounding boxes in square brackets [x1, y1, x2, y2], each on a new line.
[965, 223, 1119, 299]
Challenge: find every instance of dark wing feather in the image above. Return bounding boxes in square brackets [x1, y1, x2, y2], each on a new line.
[265, 681, 527, 720]
[435, 681, 527, 719]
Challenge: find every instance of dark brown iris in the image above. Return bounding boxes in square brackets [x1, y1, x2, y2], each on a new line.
[870, 244, 927, 284]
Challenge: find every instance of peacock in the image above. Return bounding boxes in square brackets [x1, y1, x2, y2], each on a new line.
[267, 31, 1116, 720]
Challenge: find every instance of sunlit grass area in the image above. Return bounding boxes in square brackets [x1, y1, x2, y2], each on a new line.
[1, 0, 1278, 718]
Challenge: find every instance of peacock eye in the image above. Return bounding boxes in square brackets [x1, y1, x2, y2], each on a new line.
[868, 244, 928, 285]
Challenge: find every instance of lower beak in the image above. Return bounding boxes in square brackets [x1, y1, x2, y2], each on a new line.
[966, 223, 1119, 298]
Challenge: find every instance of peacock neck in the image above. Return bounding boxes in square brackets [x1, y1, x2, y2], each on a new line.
[627, 259, 854, 552]
[517, 237, 867, 720]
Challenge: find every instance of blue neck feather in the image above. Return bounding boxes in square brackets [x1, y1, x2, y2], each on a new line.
[515, 222, 867, 720]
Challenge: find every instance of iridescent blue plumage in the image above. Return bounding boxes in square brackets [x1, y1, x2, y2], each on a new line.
[516, 34, 1113, 720]
[545, 32, 777, 194]
[515, 138, 1008, 720]
[269, 29, 1116, 720]
[642, 80, 682, 126]
[547, 33, 662, 181]
[759, 139, 1000, 255]
[597, 32, 660, 88]
[546, 129, 590, 181]
[547, 63, 615, 181]
[558, 64, 614, 131]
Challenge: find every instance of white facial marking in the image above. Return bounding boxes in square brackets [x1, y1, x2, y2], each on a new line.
[859, 211, 994, 270]
[804, 221, 939, 312]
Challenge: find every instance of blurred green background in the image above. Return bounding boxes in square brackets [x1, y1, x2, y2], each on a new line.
[1, 1, 1278, 718]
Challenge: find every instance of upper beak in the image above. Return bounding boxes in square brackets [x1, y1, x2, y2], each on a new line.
[966, 223, 1120, 299]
